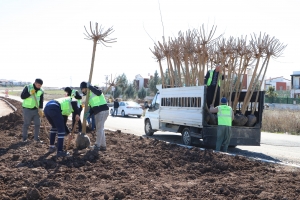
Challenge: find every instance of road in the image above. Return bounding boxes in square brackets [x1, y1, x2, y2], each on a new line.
[104, 114, 300, 167]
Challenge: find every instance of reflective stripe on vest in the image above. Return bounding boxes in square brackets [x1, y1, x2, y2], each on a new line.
[207, 70, 221, 87]
[217, 105, 232, 126]
[22, 84, 43, 108]
[71, 89, 81, 108]
[89, 91, 107, 107]
[60, 99, 74, 116]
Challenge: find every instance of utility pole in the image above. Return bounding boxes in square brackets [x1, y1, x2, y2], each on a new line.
[104, 75, 109, 91]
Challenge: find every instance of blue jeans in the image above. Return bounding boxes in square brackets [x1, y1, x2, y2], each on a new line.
[113, 108, 118, 116]
[87, 114, 95, 130]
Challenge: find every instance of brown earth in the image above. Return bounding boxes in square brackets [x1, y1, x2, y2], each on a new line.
[0, 97, 300, 200]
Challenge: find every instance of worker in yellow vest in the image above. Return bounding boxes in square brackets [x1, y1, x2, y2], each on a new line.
[20, 78, 44, 143]
[209, 97, 234, 152]
[204, 65, 224, 107]
[80, 81, 109, 151]
[44, 99, 80, 157]
[64, 87, 83, 133]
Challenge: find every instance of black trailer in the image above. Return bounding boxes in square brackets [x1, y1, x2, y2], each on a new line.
[201, 91, 265, 147]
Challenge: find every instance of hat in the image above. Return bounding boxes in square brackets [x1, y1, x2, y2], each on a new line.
[64, 87, 72, 96]
[221, 97, 227, 104]
[35, 78, 43, 85]
[80, 81, 87, 89]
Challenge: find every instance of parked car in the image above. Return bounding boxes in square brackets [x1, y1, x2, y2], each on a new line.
[110, 101, 143, 118]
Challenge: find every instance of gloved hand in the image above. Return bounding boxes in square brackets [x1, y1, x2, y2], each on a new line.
[30, 89, 36, 95]
[84, 112, 90, 119]
[87, 82, 91, 88]
[38, 109, 44, 117]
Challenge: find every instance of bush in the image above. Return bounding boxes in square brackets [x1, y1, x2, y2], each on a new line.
[262, 110, 300, 135]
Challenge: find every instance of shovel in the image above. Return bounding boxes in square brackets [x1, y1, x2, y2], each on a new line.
[32, 92, 49, 141]
[66, 120, 77, 150]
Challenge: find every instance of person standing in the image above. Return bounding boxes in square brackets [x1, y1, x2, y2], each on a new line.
[64, 87, 83, 133]
[44, 99, 80, 157]
[204, 65, 224, 108]
[113, 99, 119, 117]
[209, 97, 234, 152]
[80, 81, 109, 151]
[20, 78, 44, 142]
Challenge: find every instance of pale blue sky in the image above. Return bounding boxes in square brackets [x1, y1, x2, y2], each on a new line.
[0, 0, 299, 87]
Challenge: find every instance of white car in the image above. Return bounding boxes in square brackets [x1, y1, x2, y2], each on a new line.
[110, 101, 143, 118]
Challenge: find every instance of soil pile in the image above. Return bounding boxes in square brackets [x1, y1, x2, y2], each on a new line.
[1, 97, 300, 199]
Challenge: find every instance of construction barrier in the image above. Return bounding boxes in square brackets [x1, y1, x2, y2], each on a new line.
[5, 89, 9, 97]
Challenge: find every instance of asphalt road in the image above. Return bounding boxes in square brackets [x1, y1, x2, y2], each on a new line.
[104, 113, 300, 167]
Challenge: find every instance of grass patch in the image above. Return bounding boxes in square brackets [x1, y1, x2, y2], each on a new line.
[6, 88, 65, 101]
[262, 109, 300, 135]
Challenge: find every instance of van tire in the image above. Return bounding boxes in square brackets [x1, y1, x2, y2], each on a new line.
[144, 119, 154, 136]
[182, 127, 192, 146]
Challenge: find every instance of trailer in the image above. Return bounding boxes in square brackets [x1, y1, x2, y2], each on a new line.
[144, 84, 264, 147]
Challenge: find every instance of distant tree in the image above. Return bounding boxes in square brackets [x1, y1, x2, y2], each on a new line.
[116, 73, 128, 94]
[113, 86, 122, 99]
[148, 70, 161, 95]
[138, 87, 147, 100]
[124, 83, 135, 99]
[266, 86, 278, 98]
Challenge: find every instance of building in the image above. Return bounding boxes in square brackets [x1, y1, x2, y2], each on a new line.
[264, 76, 291, 91]
[134, 74, 150, 91]
[290, 71, 300, 98]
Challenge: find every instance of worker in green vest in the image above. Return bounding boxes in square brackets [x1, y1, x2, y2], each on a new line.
[80, 81, 109, 151]
[20, 78, 44, 143]
[64, 87, 83, 133]
[204, 65, 224, 107]
[44, 98, 80, 157]
[209, 97, 234, 152]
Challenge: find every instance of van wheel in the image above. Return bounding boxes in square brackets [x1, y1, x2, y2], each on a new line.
[110, 109, 114, 116]
[144, 119, 154, 136]
[121, 110, 126, 117]
[182, 128, 192, 146]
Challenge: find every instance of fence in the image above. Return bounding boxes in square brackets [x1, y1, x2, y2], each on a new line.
[265, 96, 300, 104]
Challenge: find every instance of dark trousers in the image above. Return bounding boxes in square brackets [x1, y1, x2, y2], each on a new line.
[206, 86, 220, 108]
[72, 105, 82, 132]
[44, 101, 65, 152]
[216, 125, 232, 152]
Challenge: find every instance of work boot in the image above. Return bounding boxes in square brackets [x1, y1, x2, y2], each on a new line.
[56, 151, 70, 157]
[90, 145, 106, 151]
[34, 138, 43, 143]
[48, 146, 56, 153]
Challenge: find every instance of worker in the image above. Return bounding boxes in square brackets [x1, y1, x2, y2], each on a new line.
[204, 65, 224, 108]
[64, 87, 83, 133]
[44, 98, 80, 157]
[113, 99, 119, 117]
[20, 78, 44, 143]
[209, 97, 234, 152]
[80, 81, 109, 151]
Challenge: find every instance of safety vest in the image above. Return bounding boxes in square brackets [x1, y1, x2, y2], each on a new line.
[207, 70, 221, 87]
[60, 99, 74, 116]
[71, 89, 82, 108]
[22, 84, 44, 109]
[89, 91, 107, 108]
[217, 105, 232, 126]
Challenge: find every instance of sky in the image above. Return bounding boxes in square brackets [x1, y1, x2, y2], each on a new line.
[0, 0, 299, 87]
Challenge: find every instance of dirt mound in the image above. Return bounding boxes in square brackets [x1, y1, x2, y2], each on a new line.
[1, 98, 300, 199]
